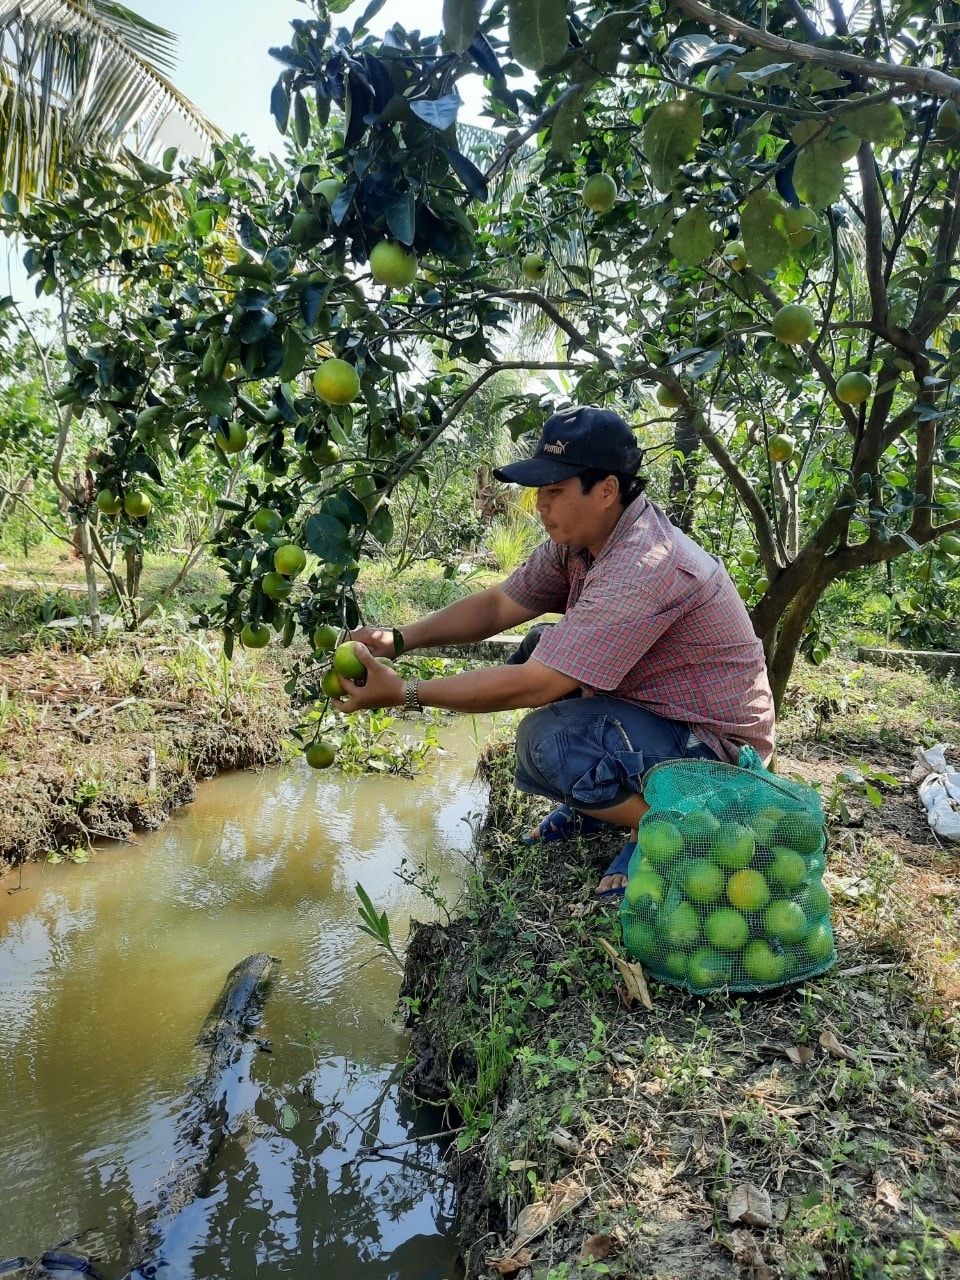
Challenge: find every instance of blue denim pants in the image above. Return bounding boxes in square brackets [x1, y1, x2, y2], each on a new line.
[508, 626, 717, 810]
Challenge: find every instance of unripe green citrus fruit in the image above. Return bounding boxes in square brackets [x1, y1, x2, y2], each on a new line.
[835, 371, 873, 404]
[763, 899, 808, 944]
[767, 433, 796, 464]
[623, 866, 665, 907]
[369, 241, 418, 289]
[216, 421, 247, 454]
[305, 740, 337, 769]
[332, 640, 366, 680]
[740, 548, 759, 567]
[95, 489, 122, 515]
[313, 358, 360, 405]
[742, 940, 786, 983]
[656, 383, 682, 408]
[312, 623, 338, 652]
[771, 304, 815, 344]
[682, 858, 725, 904]
[827, 123, 861, 161]
[662, 901, 701, 948]
[687, 946, 731, 990]
[936, 100, 960, 138]
[638, 819, 683, 864]
[768, 846, 808, 890]
[803, 922, 834, 963]
[773, 811, 823, 856]
[123, 489, 152, 518]
[940, 533, 960, 556]
[262, 571, 293, 601]
[581, 172, 618, 213]
[314, 177, 343, 204]
[521, 252, 548, 282]
[724, 241, 747, 270]
[782, 205, 818, 248]
[310, 440, 341, 465]
[273, 544, 307, 577]
[321, 668, 345, 699]
[704, 907, 750, 951]
[711, 823, 756, 869]
[252, 507, 282, 536]
[241, 621, 271, 649]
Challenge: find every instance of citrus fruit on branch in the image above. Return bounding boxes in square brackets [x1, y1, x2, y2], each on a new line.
[313, 358, 361, 405]
[370, 241, 418, 289]
[835, 371, 873, 404]
[771, 304, 815, 344]
[581, 172, 618, 213]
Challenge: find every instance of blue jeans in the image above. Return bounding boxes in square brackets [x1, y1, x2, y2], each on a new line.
[508, 625, 717, 810]
[514, 697, 718, 811]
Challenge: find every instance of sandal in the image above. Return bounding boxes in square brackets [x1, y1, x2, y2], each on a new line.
[521, 803, 613, 846]
[594, 840, 637, 900]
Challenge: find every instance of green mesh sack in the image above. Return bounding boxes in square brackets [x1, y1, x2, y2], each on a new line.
[620, 747, 835, 994]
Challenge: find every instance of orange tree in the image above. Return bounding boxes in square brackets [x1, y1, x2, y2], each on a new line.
[15, 0, 960, 710]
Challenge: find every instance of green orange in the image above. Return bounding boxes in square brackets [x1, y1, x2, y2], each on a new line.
[662, 902, 701, 948]
[623, 867, 665, 908]
[638, 819, 683, 865]
[762, 899, 808, 944]
[305, 740, 337, 769]
[312, 623, 338, 652]
[768, 846, 808, 890]
[711, 823, 756, 869]
[726, 868, 771, 911]
[682, 858, 725, 904]
[262, 571, 293, 601]
[804, 922, 834, 963]
[240, 621, 271, 649]
[321, 668, 345, 699]
[773, 811, 823, 856]
[704, 907, 749, 951]
[742, 940, 786, 984]
[274, 544, 307, 577]
[687, 947, 731, 990]
[332, 641, 366, 680]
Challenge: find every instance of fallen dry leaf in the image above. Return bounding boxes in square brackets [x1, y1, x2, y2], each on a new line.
[728, 1182, 773, 1228]
[507, 1159, 540, 1172]
[488, 1248, 533, 1274]
[875, 1177, 905, 1212]
[722, 1228, 774, 1278]
[785, 1045, 815, 1067]
[597, 936, 653, 1009]
[579, 1233, 613, 1263]
[819, 1029, 857, 1062]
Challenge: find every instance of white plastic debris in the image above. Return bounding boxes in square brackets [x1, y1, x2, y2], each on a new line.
[913, 744, 960, 841]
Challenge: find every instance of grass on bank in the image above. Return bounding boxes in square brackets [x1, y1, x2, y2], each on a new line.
[399, 660, 960, 1280]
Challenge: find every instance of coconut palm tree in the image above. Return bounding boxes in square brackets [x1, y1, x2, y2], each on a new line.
[0, 0, 224, 204]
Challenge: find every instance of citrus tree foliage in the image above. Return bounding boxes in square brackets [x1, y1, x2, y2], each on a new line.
[15, 0, 960, 708]
[0, 324, 60, 535]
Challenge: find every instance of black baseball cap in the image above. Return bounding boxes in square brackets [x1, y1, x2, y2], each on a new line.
[493, 406, 642, 487]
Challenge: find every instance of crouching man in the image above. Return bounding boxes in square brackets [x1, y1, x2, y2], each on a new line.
[331, 406, 775, 898]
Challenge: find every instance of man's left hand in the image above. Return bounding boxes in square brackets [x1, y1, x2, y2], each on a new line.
[330, 643, 405, 713]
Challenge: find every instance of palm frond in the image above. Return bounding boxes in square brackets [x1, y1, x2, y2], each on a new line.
[0, 0, 225, 204]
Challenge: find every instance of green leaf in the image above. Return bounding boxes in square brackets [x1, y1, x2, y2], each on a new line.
[368, 503, 394, 544]
[845, 100, 904, 145]
[278, 328, 307, 381]
[304, 513, 353, 563]
[444, 0, 479, 53]
[508, 0, 569, 70]
[549, 90, 588, 158]
[1, 191, 18, 215]
[187, 207, 216, 238]
[386, 190, 416, 244]
[643, 97, 703, 192]
[740, 190, 790, 273]
[223, 261, 274, 283]
[793, 144, 845, 210]
[584, 10, 634, 73]
[197, 378, 233, 418]
[670, 205, 715, 266]
[293, 92, 311, 149]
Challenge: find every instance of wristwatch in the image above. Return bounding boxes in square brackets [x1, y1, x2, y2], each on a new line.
[403, 679, 421, 712]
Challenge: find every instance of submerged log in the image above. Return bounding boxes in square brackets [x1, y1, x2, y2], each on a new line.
[2, 953, 279, 1280]
[142, 951, 279, 1235]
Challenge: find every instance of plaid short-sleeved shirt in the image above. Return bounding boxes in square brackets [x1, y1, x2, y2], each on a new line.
[501, 495, 775, 763]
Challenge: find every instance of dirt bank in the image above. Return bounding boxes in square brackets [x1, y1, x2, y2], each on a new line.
[0, 634, 291, 869]
[400, 662, 960, 1280]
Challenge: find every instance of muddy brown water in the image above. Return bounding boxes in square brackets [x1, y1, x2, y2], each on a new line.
[0, 718, 491, 1279]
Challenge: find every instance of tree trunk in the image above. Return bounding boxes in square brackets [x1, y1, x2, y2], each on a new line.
[124, 542, 143, 612]
[667, 409, 701, 531]
[74, 515, 102, 641]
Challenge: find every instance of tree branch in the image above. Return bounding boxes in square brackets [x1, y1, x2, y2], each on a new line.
[668, 0, 960, 101]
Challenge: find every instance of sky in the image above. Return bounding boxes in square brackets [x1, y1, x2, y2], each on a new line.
[133, 0, 469, 155]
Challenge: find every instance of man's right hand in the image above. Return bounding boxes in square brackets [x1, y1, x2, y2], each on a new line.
[349, 624, 399, 658]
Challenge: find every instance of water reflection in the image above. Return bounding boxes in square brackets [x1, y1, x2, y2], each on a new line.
[0, 718, 486, 1278]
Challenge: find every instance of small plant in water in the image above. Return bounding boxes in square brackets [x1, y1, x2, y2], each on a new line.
[355, 882, 403, 968]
